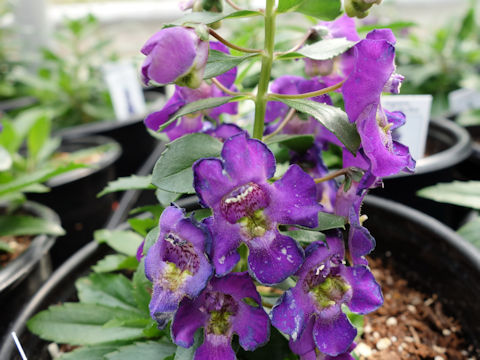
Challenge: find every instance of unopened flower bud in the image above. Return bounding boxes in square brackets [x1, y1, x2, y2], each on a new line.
[345, 0, 382, 19]
[141, 26, 209, 89]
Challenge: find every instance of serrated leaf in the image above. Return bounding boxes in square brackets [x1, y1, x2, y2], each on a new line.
[167, 10, 261, 26]
[204, 50, 259, 80]
[159, 96, 245, 131]
[457, 215, 480, 248]
[152, 133, 223, 193]
[279, 229, 325, 244]
[272, 97, 360, 153]
[98, 175, 154, 197]
[417, 181, 480, 210]
[76, 273, 141, 313]
[59, 344, 126, 360]
[277, 38, 356, 61]
[27, 303, 146, 345]
[0, 215, 64, 236]
[94, 229, 143, 256]
[264, 134, 314, 153]
[105, 340, 176, 360]
[295, 0, 341, 19]
[174, 329, 202, 360]
[92, 254, 139, 273]
[133, 259, 152, 315]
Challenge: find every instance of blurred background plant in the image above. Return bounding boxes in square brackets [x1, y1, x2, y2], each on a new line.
[12, 14, 116, 130]
[395, 2, 480, 117]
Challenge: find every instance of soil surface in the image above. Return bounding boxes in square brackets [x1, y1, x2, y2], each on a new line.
[0, 235, 32, 267]
[355, 257, 478, 360]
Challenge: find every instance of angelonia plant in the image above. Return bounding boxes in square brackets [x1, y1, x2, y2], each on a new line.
[138, 0, 414, 358]
[26, 0, 416, 359]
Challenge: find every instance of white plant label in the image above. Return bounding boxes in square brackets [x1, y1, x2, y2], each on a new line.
[103, 62, 146, 122]
[381, 94, 432, 161]
[448, 88, 480, 115]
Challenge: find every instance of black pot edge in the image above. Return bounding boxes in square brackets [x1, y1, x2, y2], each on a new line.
[364, 195, 480, 270]
[0, 202, 61, 293]
[54, 117, 145, 139]
[389, 117, 472, 178]
[46, 135, 122, 188]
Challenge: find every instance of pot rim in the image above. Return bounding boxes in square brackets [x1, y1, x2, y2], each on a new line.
[0, 201, 61, 293]
[46, 135, 122, 188]
[389, 117, 472, 178]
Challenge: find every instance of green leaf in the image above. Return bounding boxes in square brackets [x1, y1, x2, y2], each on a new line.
[279, 229, 325, 245]
[92, 254, 139, 273]
[94, 229, 143, 256]
[76, 273, 141, 313]
[0, 215, 64, 236]
[105, 340, 176, 360]
[264, 134, 314, 153]
[278, 0, 304, 13]
[204, 50, 260, 80]
[144, 227, 160, 255]
[98, 175, 154, 197]
[0, 241, 13, 253]
[27, 113, 51, 162]
[59, 344, 126, 360]
[27, 303, 146, 345]
[458, 7, 475, 41]
[277, 38, 356, 61]
[293, 212, 346, 232]
[174, 329, 202, 360]
[0, 145, 12, 171]
[417, 181, 480, 210]
[156, 188, 181, 206]
[130, 205, 165, 220]
[168, 10, 262, 26]
[152, 133, 223, 193]
[189, 208, 212, 222]
[159, 96, 245, 131]
[457, 215, 480, 248]
[295, 0, 341, 19]
[132, 259, 152, 315]
[128, 217, 158, 236]
[272, 97, 360, 153]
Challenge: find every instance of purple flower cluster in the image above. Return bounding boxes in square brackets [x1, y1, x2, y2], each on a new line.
[140, 13, 415, 360]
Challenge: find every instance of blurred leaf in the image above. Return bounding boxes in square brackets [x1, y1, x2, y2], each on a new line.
[92, 254, 139, 273]
[264, 134, 314, 153]
[457, 215, 480, 248]
[295, 0, 341, 20]
[0, 215, 64, 236]
[417, 181, 480, 209]
[132, 259, 152, 315]
[168, 10, 262, 26]
[105, 341, 176, 360]
[457, 7, 475, 41]
[279, 228, 325, 245]
[98, 175, 155, 197]
[277, 38, 355, 61]
[0, 241, 13, 253]
[94, 229, 143, 257]
[59, 344, 127, 360]
[0, 145, 12, 171]
[27, 113, 51, 163]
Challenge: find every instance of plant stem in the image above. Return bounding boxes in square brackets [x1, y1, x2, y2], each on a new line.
[253, 0, 276, 140]
[225, 0, 243, 11]
[211, 78, 253, 97]
[314, 167, 351, 184]
[262, 108, 296, 141]
[276, 28, 314, 56]
[268, 79, 345, 100]
[209, 29, 262, 54]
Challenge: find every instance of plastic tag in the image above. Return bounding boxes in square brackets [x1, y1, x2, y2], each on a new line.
[381, 95, 432, 160]
[448, 88, 480, 115]
[103, 62, 146, 122]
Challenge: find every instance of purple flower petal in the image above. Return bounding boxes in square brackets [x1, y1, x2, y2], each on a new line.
[341, 265, 383, 314]
[195, 334, 236, 360]
[366, 28, 396, 44]
[204, 123, 244, 142]
[313, 311, 357, 356]
[194, 158, 236, 208]
[171, 297, 206, 347]
[210, 41, 237, 88]
[271, 288, 311, 341]
[144, 90, 185, 132]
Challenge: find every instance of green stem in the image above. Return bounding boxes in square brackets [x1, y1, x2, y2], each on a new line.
[252, 0, 276, 140]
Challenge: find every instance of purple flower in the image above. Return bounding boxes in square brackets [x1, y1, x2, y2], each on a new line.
[141, 26, 209, 89]
[204, 123, 244, 142]
[271, 236, 382, 357]
[171, 272, 270, 360]
[193, 132, 322, 285]
[145, 42, 238, 140]
[342, 29, 415, 177]
[304, 15, 359, 83]
[144, 206, 213, 328]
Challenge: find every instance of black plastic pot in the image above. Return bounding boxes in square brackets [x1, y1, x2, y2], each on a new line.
[27, 136, 122, 268]
[56, 117, 160, 178]
[453, 124, 480, 180]
[371, 117, 472, 228]
[0, 201, 61, 337]
[1, 196, 480, 359]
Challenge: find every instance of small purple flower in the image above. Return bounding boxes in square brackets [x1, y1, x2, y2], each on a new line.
[194, 132, 322, 285]
[145, 42, 238, 140]
[342, 29, 415, 177]
[171, 272, 270, 360]
[145, 206, 213, 328]
[204, 123, 244, 142]
[271, 236, 382, 357]
[304, 15, 359, 83]
[141, 26, 209, 89]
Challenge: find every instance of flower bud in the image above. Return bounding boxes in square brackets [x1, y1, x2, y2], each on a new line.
[345, 0, 382, 19]
[141, 26, 209, 89]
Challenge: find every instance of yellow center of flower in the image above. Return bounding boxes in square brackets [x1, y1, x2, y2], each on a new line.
[238, 209, 269, 238]
[162, 262, 192, 291]
[310, 276, 351, 308]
